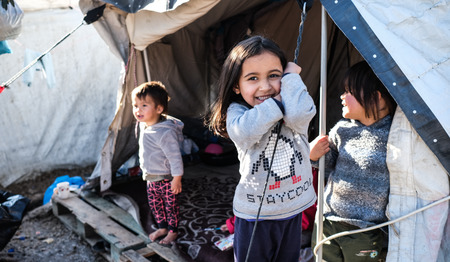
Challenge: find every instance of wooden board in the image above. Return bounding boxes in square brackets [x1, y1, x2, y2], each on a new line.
[82, 191, 149, 240]
[52, 192, 151, 262]
[147, 242, 188, 262]
[121, 249, 153, 262]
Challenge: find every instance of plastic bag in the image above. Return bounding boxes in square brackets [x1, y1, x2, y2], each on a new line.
[0, 1, 24, 41]
[0, 190, 30, 251]
[0, 40, 12, 55]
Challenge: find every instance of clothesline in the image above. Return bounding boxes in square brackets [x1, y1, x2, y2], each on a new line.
[0, 4, 106, 94]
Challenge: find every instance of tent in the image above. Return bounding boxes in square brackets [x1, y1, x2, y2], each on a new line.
[80, 0, 358, 191]
[0, 1, 122, 187]
[79, 0, 449, 261]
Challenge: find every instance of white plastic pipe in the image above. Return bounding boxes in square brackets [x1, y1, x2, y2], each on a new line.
[315, 4, 328, 262]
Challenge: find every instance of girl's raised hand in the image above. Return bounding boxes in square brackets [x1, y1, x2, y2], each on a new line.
[275, 62, 301, 102]
[284, 62, 302, 75]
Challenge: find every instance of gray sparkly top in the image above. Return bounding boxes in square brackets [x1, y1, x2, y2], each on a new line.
[321, 115, 392, 228]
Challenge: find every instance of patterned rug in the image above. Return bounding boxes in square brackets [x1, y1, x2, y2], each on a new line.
[111, 163, 239, 262]
[177, 174, 237, 261]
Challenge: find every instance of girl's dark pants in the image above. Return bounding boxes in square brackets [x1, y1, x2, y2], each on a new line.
[234, 213, 302, 262]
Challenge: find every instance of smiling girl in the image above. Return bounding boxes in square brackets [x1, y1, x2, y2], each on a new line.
[208, 36, 316, 262]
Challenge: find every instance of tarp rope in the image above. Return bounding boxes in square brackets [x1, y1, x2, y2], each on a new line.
[244, 2, 310, 262]
[293, 2, 308, 64]
[0, 4, 106, 94]
[244, 120, 283, 262]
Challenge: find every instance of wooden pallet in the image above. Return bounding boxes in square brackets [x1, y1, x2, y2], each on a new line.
[52, 191, 187, 262]
[52, 191, 152, 261]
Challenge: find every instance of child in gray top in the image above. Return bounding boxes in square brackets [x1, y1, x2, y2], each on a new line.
[208, 36, 316, 262]
[131, 81, 184, 245]
[311, 61, 397, 262]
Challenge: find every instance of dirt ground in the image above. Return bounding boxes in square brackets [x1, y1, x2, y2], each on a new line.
[0, 165, 109, 262]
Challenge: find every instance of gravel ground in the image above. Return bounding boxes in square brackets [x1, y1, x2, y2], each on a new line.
[0, 165, 108, 262]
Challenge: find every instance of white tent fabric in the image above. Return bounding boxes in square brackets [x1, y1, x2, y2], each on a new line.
[387, 107, 449, 261]
[81, 3, 131, 62]
[352, 0, 450, 136]
[348, 1, 450, 260]
[0, 2, 122, 187]
[126, 0, 220, 50]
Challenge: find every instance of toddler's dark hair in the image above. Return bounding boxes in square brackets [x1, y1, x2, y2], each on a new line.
[131, 81, 170, 114]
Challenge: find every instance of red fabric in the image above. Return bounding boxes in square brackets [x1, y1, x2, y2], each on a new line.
[302, 167, 318, 231]
[226, 215, 236, 234]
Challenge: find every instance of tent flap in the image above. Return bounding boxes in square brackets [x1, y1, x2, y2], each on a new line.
[126, 0, 220, 50]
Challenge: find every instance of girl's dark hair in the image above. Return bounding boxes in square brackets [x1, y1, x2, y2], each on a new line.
[131, 81, 170, 114]
[207, 35, 287, 137]
[344, 61, 397, 120]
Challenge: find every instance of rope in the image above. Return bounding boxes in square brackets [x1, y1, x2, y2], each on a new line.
[294, 3, 308, 65]
[244, 120, 283, 262]
[313, 194, 450, 256]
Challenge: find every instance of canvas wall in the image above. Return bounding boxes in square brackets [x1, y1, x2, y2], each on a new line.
[0, 1, 122, 186]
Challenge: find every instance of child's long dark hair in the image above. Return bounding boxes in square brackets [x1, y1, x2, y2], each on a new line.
[208, 36, 287, 138]
[344, 61, 397, 120]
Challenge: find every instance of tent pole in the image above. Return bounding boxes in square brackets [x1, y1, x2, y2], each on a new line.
[315, 4, 328, 262]
[143, 48, 151, 81]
